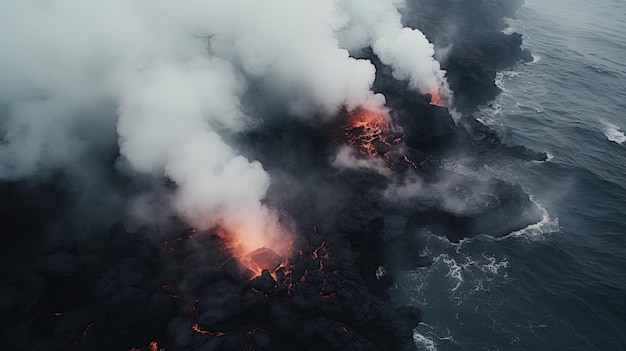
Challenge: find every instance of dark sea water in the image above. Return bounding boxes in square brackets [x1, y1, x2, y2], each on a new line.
[396, 0, 626, 349]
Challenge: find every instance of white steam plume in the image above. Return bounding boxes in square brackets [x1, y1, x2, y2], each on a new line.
[0, 0, 450, 252]
[116, 57, 289, 253]
[201, 0, 386, 116]
[339, 0, 453, 104]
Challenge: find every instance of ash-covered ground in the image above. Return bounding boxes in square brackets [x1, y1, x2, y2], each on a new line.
[0, 1, 545, 350]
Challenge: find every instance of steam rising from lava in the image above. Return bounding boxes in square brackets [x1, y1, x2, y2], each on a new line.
[0, 1, 451, 257]
[339, 0, 453, 105]
[116, 58, 291, 258]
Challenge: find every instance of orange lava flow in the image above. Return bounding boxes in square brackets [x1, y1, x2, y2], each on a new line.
[216, 227, 293, 278]
[341, 107, 399, 158]
[428, 91, 447, 107]
[338, 106, 425, 172]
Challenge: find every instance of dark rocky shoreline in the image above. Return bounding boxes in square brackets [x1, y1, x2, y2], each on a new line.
[0, 1, 545, 350]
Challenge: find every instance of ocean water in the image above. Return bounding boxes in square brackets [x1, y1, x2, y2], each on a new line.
[397, 0, 626, 349]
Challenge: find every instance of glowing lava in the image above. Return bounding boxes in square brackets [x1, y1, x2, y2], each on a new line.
[428, 90, 447, 107]
[129, 341, 165, 351]
[338, 106, 427, 172]
[341, 107, 401, 158]
[216, 227, 293, 278]
[192, 323, 229, 337]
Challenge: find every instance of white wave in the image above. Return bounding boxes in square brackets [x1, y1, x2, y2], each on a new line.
[412, 324, 459, 351]
[530, 54, 542, 64]
[440, 254, 466, 292]
[494, 71, 506, 91]
[429, 249, 509, 297]
[529, 151, 553, 164]
[479, 254, 509, 275]
[413, 330, 437, 351]
[501, 198, 559, 240]
[475, 102, 503, 126]
[601, 121, 626, 145]
[495, 70, 521, 91]
[513, 101, 544, 114]
[545, 152, 554, 162]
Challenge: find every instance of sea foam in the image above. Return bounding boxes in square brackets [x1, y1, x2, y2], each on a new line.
[602, 122, 626, 145]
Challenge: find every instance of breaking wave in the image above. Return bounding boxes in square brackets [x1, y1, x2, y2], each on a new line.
[602, 121, 626, 145]
[500, 198, 559, 241]
[413, 329, 438, 351]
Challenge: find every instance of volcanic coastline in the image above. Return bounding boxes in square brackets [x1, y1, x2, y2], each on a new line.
[0, 1, 545, 350]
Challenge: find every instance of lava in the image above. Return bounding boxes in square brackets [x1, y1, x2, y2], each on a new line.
[339, 106, 423, 171]
[161, 226, 295, 279]
[217, 227, 292, 278]
[245, 247, 285, 275]
[69, 321, 95, 346]
[341, 107, 399, 158]
[82, 322, 94, 337]
[428, 90, 447, 107]
[335, 105, 432, 175]
[403, 154, 418, 169]
[161, 225, 293, 278]
[192, 323, 229, 337]
[129, 341, 165, 351]
[311, 240, 329, 260]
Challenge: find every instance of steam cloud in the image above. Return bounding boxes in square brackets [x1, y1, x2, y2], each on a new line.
[0, 0, 450, 253]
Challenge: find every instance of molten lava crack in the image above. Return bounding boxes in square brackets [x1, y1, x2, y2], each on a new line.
[338, 106, 423, 172]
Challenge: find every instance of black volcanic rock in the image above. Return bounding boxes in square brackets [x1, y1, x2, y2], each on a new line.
[221, 258, 254, 282]
[459, 115, 548, 161]
[381, 176, 544, 256]
[397, 95, 458, 150]
[249, 269, 276, 294]
[35, 251, 81, 278]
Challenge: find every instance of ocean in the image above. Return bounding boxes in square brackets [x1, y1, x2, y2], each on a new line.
[397, 0, 626, 349]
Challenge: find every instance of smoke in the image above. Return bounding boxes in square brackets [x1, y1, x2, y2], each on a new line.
[200, 0, 386, 116]
[338, 0, 453, 104]
[0, 0, 450, 253]
[331, 146, 391, 176]
[384, 172, 496, 216]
